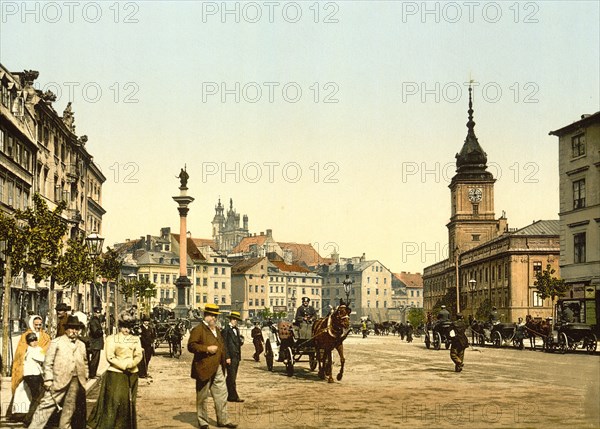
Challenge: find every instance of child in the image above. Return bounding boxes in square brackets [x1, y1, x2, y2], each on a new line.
[16, 332, 46, 424]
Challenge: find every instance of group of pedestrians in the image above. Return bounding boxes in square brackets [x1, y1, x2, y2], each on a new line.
[5, 302, 151, 428]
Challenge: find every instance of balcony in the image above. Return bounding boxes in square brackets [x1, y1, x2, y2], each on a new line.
[66, 163, 81, 180]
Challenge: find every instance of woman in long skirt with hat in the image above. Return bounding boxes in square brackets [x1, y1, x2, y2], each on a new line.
[87, 318, 143, 429]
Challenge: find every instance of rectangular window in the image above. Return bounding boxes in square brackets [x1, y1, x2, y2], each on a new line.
[472, 234, 480, 241]
[473, 205, 479, 215]
[222, 267, 225, 275]
[203, 295, 208, 303]
[0, 128, 5, 152]
[571, 134, 586, 157]
[203, 278, 208, 286]
[574, 232, 586, 263]
[214, 282, 218, 289]
[533, 261, 542, 276]
[153, 274, 158, 283]
[573, 179, 585, 209]
[160, 274, 165, 284]
[533, 291, 544, 307]
[222, 282, 226, 289]
[214, 267, 218, 275]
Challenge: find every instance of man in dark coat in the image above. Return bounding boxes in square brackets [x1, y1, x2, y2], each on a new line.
[251, 321, 264, 362]
[437, 305, 450, 322]
[139, 315, 156, 378]
[450, 314, 469, 373]
[87, 307, 104, 378]
[489, 306, 500, 324]
[187, 304, 237, 429]
[222, 311, 244, 403]
[55, 302, 71, 338]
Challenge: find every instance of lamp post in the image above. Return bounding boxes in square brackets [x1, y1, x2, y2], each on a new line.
[85, 232, 104, 314]
[127, 272, 137, 306]
[468, 279, 477, 319]
[342, 274, 354, 306]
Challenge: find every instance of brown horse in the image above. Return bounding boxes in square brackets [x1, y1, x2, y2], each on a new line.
[525, 315, 551, 350]
[312, 302, 352, 383]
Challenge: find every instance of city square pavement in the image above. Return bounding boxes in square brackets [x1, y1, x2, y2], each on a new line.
[85, 330, 600, 429]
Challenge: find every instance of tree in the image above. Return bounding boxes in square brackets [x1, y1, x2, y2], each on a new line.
[476, 298, 493, 321]
[534, 263, 568, 327]
[55, 236, 93, 311]
[407, 307, 425, 327]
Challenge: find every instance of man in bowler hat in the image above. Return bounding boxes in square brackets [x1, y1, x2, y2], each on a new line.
[87, 307, 104, 378]
[28, 315, 88, 429]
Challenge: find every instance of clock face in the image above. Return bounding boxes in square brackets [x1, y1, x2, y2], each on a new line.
[468, 188, 483, 203]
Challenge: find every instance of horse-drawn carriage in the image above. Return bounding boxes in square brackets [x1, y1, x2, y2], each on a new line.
[263, 321, 318, 376]
[153, 318, 187, 358]
[424, 321, 452, 350]
[544, 322, 597, 354]
[471, 321, 525, 349]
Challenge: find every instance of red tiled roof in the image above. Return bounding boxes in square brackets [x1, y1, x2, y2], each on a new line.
[270, 260, 311, 273]
[232, 236, 268, 253]
[393, 272, 423, 288]
[277, 242, 329, 266]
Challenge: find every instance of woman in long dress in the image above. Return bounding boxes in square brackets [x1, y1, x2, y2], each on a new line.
[87, 319, 143, 429]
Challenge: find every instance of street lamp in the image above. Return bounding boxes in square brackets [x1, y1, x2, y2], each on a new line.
[342, 274, 354, 306]
[468, 279, 477, 319]
[85, 232, 104, 313]
[127, 273, 137, 306]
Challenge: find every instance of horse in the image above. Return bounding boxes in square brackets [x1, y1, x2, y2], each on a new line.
[312, 301, 352, 383]
[166, 319, 186, 358]
[524, 315, 551, 350]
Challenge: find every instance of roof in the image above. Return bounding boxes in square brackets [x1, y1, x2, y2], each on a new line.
[549, 111, 600, 136]
[270, 260, 311, 274]
[510, 220, 560, 236]
[393, 272, 423, 288]
[277, 242, 331, 266]
[231, 257, 265, 275]
[135, 251, 181, 266]
[172, 234, 206, 261]
[192, 238, 217, 249]
[232, 235, 268, 253]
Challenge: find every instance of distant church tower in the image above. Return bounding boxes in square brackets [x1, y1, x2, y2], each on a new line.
[447, 86, 506, 260]
[212, 198, 250, 253]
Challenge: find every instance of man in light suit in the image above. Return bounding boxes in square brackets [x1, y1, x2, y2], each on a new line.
[28, 315, 88, 429]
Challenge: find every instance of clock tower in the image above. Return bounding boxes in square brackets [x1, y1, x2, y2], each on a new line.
[447, 86, 503, 260]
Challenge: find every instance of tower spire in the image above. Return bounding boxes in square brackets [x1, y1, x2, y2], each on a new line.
[467, 84, 476, 138]
[455, 81, 488, 173]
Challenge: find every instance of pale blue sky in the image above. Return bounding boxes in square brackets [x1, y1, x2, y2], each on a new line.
[1, 1, 599, 273]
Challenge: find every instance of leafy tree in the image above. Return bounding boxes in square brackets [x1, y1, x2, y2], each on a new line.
[476, 298, 493, 321]
[55, 236, 93, 311]
[407, 307, 425, 327]
[534, 263, 568, 327]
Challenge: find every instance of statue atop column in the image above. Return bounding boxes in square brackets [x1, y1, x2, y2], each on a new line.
[177, 165, 189, 188]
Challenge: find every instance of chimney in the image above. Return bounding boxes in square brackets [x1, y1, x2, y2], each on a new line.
[260, 231, 264, 236]
[160, 227, 171, 239]
[266, 229, 272, 238]
[360, 252, 366, 262]
[146, 235, 152, 251]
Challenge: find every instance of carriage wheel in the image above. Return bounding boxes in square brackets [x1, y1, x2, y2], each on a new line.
[585, 333, 597, 354]
[309, 353, 318, 371]
[424, 334, 431, 349]
[492, 331, 502, 348]
[285, 347, 294, 377]
[265, 340, 274, 371]
[558, 332, 568, 354]
[433, 332, 441, 350]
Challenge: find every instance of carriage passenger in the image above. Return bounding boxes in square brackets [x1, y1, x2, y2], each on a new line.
[488, 307, 500, 325]
[561, 305, 574, 324]
[437, 305, 450, 322]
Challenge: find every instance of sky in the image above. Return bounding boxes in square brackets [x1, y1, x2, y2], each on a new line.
[1, 1, 599, 274]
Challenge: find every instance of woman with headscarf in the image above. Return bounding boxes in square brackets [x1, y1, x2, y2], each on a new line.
[87, 318, 143, 429]
[7, 314, 51, 421]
